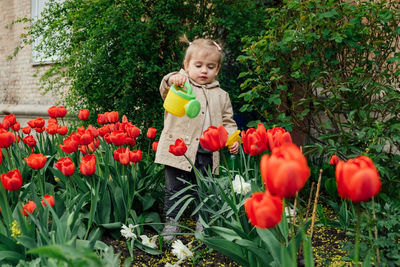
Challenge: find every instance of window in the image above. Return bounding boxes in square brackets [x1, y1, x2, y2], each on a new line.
[31, 0, 62, 64]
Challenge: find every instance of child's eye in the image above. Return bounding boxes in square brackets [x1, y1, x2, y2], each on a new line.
[195, 64, 201, 68]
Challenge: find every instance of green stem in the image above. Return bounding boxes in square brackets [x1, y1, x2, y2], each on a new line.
[84, 175, 94, 239]
[354, 204, 361, 266]
[0, 185, 12, 226]
[6, 148, 16, 170]
[38, 170, 44, 196]
[221, 151, 241, 224]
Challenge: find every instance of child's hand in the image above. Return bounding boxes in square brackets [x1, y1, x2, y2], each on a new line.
[229, 141, 240, 154]
[168, 74, 186, 87]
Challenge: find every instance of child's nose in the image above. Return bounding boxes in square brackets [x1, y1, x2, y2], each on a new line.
[201, 66, 207, 73]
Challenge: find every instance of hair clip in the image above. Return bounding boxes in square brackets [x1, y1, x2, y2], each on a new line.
[213, 41, 221, 51]
[188, 42, 192, 46]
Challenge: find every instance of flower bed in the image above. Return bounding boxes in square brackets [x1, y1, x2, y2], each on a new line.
[0, 107, 395, 266]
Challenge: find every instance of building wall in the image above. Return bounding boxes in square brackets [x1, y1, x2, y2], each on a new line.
[0, 0, 57, 126]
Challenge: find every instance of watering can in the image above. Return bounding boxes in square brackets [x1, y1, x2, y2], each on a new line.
[163, 81, 201, 118]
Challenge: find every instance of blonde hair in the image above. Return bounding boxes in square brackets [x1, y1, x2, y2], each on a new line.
[179, 35, 223, 66]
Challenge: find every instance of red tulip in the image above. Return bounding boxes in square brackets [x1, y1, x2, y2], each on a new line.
[146, 128, 157, 139]
[48, 118, 58, 125]
[0, 131, 15, 148]
[110, 130, 126, 146]
[107, 111, 119, 123]
[77, 126, 85, 135]
[104, 133, 112, 144]
[122, 115, 128, 123]
[329, 154, 339, 165]
[57, 126, 68, 135]
[78, 109, 89, 120]
[27, 118, 45, 128]
[23, 135, 36, 148]
[98, 125, 110, 137]
[55, 157, 75, 176]
[129, 149, 142, 163]
[1, 119, 10, 130]
[34, 127, 45, 133]
[21, 201, 37, 216]
[127, 125, 140, 139]
[57, 106, 67, 118]
[261, 143, 310, 198]
[244, 191, 283, 229]
[11, 122, 20, 132]
[80, 130, 93, 145]
[80, 154, 96, 176]
[97, 114, 108, 125]
[114, 147, 124, 161]
[46, 123, 58, 135]
[25, 153, 47, 170]
[87, 125, 99, 138]
[48, 106, 58, 118]
[119, 147, 130, 165]
[266, 127, 292, 151]
[241, 126, 268, 156]
[22, 126, 31, 134]
[3, 114, 16, 126]
[169, 138, 187, 156]
[41, 194, 55, 207]
[335, 156, 381, 202]
[59, 136, 79, 153]
[1, 169, 23, 191]
[152, 141, 159, 152]
[199, 125, 228, 152]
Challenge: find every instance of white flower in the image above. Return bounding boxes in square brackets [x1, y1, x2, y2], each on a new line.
[120, 224, 137, 240]
[232, 174, 251, 195]
[165, 262, 181, 267]
[285, 207, 297, 218]
[140, 234, 158, 249]
[171, 240, 193, 260]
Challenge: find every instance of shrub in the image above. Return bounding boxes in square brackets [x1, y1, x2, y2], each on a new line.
[11, 0, 277, 128]
[238, 0, 400, 194]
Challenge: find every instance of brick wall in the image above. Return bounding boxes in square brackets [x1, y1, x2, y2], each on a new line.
[0, 0, 58, 125]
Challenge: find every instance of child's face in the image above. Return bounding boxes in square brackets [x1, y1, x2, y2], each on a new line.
[184, 50, 220, 85]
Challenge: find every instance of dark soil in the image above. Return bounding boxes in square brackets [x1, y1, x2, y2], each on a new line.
[103, 206, 349, 266]
[102, 218, 240, 267]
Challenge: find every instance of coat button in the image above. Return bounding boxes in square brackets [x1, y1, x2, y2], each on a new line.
[169, 134, 172, 138]
[201, 111, 205, 114]
[196, 138, 198, 141]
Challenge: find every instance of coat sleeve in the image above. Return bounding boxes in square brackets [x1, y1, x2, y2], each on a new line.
[221, 92, 238, 136]
[159, 71, 179, 100]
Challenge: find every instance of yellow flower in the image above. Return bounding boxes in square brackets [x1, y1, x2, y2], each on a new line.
[11, 220, 22, 238]
[226, 130, 241, 148]
[54, 177, 60, 182]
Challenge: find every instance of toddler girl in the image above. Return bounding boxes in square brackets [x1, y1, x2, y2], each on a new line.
[155, 36, 239, 241]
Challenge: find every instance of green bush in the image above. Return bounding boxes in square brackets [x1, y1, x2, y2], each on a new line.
[12, 0, 277, 128]
[238, 0, 400, 194]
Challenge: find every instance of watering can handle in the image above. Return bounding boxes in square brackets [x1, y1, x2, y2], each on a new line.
[183, 80, 192, 94]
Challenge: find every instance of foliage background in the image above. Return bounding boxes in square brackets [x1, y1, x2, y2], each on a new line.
[21, 0, 279, 129]
[238, 0, 400, 194]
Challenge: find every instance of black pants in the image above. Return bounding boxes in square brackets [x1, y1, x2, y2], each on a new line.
[164, 152, 212, 219]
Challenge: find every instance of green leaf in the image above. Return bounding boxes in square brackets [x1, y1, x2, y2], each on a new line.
[257, 228, 282, 262]
[197, 237, 248, 266]
[28, 245, 69, 263]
